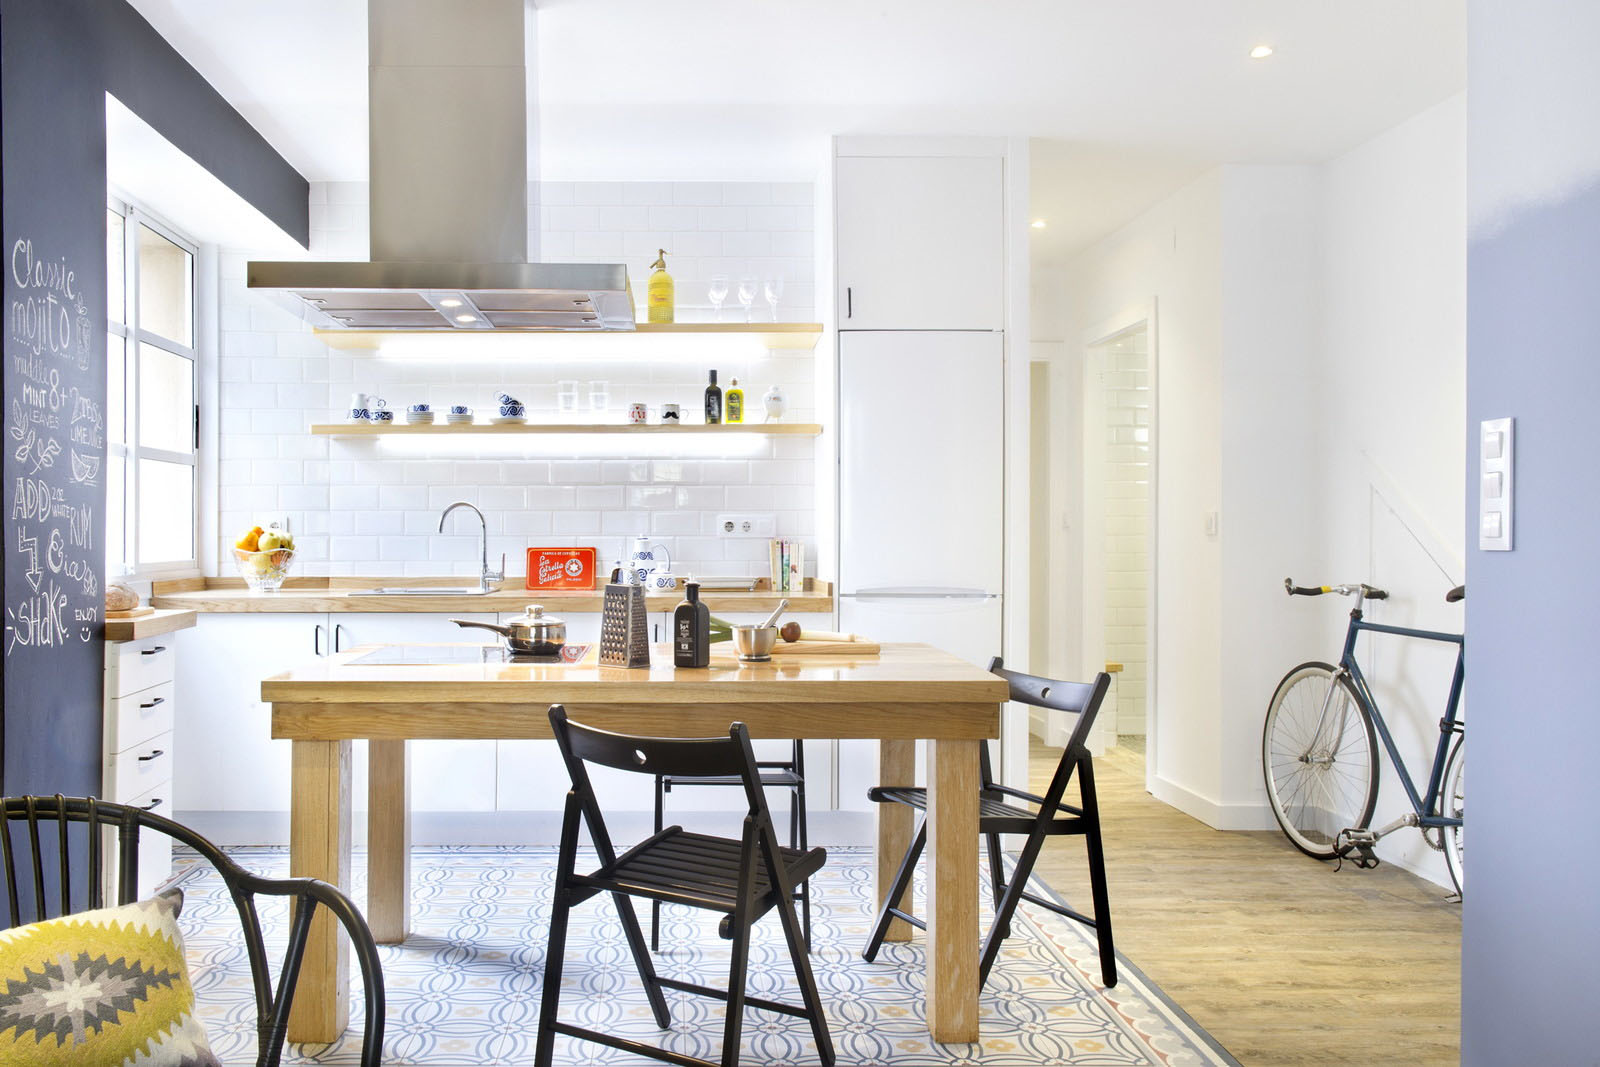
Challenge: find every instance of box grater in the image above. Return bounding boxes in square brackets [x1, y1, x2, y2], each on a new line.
[599, 582, 651, 668]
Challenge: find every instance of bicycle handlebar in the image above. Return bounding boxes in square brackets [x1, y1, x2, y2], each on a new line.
[1284, 578, 1389, 600]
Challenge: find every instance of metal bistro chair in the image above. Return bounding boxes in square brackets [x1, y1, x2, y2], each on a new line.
[652, 738, 811, 952]
[538, 706, 835, 1067]
[0, 795, 386, 1067]
[862, 658, 1117, 988]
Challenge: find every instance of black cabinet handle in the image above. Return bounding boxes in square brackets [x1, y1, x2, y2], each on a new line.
[139, 798, 163, 811]
[137, 749, 165, 762]
[139, 646, 167, 656]
[846, 287, 852, 318]
[334, 624, 350, 653]
[314, 624, 325, 656]
[138, 696, 166, 709]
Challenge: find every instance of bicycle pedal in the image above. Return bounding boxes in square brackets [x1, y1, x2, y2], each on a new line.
[1350, 845, 1380, 870]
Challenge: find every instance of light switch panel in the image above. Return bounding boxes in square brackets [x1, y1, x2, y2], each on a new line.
[1479, 418, 1513, 551]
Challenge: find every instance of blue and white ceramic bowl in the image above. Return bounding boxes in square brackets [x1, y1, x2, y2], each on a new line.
[499, 402, 525, 417]
[408, 403, 431, 414]
[449, 404, 471, 416]
[372, 409, 395, 423]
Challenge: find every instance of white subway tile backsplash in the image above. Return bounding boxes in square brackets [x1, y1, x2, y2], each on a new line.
[217, 177, 816, 577]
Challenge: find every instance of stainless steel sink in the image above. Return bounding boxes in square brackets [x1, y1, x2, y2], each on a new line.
[343, 587, 494, 596]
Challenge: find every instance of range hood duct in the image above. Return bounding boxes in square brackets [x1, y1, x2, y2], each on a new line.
[248, 0, 633, 331]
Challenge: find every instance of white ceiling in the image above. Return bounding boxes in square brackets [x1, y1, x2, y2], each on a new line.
[127, 0, 1464, 262]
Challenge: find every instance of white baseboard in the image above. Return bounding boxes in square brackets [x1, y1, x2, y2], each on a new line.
[178, 810, 877, 848]
[1146, 775, 1280, 831]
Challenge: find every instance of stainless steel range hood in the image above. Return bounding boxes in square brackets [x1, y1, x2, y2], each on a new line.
[248, 0, 634, 332]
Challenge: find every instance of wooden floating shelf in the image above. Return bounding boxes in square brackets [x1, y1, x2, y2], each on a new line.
[316, 322, 824, 352]
[311, 422, 823, 437]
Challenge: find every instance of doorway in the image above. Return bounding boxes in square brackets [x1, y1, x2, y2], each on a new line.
[1080, 320, 1154, 772]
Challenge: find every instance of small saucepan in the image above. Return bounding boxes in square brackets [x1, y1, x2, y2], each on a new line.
[452, 604, 566, 656]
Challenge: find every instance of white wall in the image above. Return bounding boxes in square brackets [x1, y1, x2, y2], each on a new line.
[1039, 99, 1466, 883]
[1314, 94, 1466, 883]
[214, 180, 820, 580]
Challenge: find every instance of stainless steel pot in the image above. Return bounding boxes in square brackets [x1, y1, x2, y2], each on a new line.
[451, 604, 566, 656]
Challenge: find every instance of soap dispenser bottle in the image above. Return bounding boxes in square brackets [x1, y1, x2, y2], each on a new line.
[673, 580, 710, 667]
[646, 249, 675, 323]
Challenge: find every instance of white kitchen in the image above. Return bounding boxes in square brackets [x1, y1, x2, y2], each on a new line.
[4, 2, 1592, 1066]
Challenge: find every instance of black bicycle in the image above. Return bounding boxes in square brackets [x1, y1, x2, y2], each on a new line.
[1262, 579, 1465, 896]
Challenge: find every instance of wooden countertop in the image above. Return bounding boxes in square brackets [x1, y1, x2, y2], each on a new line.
[104, 608, 198, 642]
[265, 642, 1006, 741]
[151, 576, 832, 614]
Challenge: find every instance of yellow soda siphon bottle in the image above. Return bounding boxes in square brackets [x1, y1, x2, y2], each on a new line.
[646, 249, 674, 323]
[725, 378, 744, 423]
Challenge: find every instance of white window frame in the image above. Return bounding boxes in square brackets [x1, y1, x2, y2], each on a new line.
[107, 193, 200, 580]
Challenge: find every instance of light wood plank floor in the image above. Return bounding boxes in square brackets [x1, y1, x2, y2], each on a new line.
[1029, 741, 1461, 1065]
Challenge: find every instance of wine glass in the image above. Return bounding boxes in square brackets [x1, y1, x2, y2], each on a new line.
[763, 276, 785, 322]
[737, 275, 759, 324]
[708, 275, 729, 322]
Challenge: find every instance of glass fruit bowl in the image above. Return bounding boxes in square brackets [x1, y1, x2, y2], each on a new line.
[234, 548, 295, 593]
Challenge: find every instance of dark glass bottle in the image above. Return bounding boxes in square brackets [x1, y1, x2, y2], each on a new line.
[704, 369, 722, 424]
[673, 581, 710, 667]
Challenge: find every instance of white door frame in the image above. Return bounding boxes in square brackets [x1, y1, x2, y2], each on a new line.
[1080, 301, 1159, 784]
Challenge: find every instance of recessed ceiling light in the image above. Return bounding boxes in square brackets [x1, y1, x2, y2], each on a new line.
[1249, 44, 1274, 59]
[454, 314, 477, 323]
[1031, 219, 1047, 229]
[438, 297, 463, 308]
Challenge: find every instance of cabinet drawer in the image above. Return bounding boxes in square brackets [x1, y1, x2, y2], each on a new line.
[105, 682, 175, 755]
[105, 638, 177, 698]
[102, 784, 174, 902]
[104, 732, 172, 804]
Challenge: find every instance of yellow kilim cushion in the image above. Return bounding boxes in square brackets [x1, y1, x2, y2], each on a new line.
[0, 890, 219, 1065]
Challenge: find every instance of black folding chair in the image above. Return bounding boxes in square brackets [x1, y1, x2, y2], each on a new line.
[652, 738, 811, 951]
[0, 794, 386, 1067]
[537, 706, 835, 1067]
[862, 658, 1117, 988]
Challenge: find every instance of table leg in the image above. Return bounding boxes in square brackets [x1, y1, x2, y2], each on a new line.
[367, 739, 411, 944]
[877, 739, 916, 942]
[288, 739, 352, 1043]
[924, 738, 980, 1044]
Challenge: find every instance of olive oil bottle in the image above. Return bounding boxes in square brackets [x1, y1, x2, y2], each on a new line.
[704, 369, 722, 424]
[673, 581, 710, 667]
[646, 249, 674, 323]
[725, 378, 745, 423]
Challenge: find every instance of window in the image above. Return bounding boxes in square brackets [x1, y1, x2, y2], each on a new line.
[106, 197, 198, 577]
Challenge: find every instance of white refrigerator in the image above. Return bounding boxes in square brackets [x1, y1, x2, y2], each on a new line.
[838, 331, 1005, 667]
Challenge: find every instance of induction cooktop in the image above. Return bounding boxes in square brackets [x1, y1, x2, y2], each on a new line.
[346, 644, 592, 666]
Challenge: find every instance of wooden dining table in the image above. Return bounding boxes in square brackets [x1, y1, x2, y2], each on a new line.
[262, 642, 1008, 1046]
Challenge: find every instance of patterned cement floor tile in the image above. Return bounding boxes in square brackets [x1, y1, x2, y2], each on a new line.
[171, 846, 1234, 1066]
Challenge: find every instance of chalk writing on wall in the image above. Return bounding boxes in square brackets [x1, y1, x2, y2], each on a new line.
[7, 237, 99, 654]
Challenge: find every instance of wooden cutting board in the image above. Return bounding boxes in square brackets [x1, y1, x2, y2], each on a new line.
[105, 606, 155, 619]
[769, 639, 881, 656]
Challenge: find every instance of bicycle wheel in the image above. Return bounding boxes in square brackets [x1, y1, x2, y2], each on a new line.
[1440, 735, 1465, 897]
[1262, 662, 1380, 859]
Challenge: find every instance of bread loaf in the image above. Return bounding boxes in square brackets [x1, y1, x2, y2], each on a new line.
[105, 583, 140, 612]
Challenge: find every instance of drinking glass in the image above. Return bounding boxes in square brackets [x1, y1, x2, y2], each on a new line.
[708, 275, 730, 322]
[588, 380, 610, 413]
[737, 275, 759, 324]
[557, 380, 581, 413]
[764, 276, 785, 322]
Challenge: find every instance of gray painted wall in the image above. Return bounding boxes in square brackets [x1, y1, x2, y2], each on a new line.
[1463, 3, 1600, 1062]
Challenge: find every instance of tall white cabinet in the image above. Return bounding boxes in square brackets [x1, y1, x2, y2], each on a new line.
[835, 153, 1005, 330]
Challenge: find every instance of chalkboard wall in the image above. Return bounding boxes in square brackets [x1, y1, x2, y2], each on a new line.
[1, 0, 307, 797]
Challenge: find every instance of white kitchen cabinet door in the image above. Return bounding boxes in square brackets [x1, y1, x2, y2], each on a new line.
[174, 614, 326, 815]
[835, 154, 1005, 330]
[334, 613, 498, 812]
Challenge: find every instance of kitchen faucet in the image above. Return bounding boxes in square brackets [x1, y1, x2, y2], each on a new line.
[438, 501, 504, 593]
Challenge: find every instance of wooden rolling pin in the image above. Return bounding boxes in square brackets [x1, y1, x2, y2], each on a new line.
[779, 622, 862, 643]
